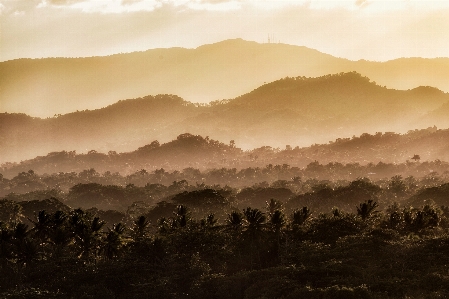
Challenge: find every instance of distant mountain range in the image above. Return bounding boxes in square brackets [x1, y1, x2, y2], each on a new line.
[1, 71, 449, 164]
[2, 38, 449, 117]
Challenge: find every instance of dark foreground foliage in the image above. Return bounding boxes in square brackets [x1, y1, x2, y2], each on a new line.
[2, 198, 449, 298]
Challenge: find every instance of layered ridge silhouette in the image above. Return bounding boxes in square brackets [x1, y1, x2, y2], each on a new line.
[2, 39, 449, 117]
[2, 126, 449, 179]
[1, 72, 448, 164]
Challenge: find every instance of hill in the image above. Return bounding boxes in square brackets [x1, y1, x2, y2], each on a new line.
[2, 39, 449, 117]
[1, 72, 449, 164]
[3, 127, 449, 179]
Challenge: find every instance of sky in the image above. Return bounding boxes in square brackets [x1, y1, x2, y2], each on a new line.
[1, 0, 449, 62]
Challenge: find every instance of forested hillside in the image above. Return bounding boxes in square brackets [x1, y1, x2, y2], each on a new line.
[2, 126, 449, 179]
[2, 72, 448, 163]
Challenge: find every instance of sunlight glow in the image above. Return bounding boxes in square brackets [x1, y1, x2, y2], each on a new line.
[10, 0, 449, 13]
[38, 0, 162, 13]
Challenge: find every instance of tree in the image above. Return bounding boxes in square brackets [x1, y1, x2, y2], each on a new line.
[266, 199, 283, 217]
[268, 210, 286, 233]
[0, 200, 24, 227]
[172, 205, 190, 228]
[200, 214, 218, 229]
[227, 211, 244, 231]
[243, 207, 266, 233]
[388, 175, 407, 198]
[356, 200, 379, 220]
[386, 203, 402, 229]
[292, 207, 312, 226]
[131, 215, 150, 242]
[411, 154, 421, 162]
[29, 210, 52, 243]
[267, 209, 286, 263]
[101, 223, 126, 260]
[69, 209, 105, 260]
[243, 207, 266, 269]
[49, 211, 71, 257]
[403, 205, 441, 231]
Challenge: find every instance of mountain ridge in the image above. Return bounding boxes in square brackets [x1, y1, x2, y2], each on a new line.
[2, 38, 449, 117]
[1, 72, 449, 164]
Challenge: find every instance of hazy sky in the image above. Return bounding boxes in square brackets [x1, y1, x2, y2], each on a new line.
[1, 0, 449, 62]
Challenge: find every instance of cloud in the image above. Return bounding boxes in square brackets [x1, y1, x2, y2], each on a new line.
[183, 0, 242, 11]
[355, 0, 371, 8]
[122, 0, 143, 5]
[35, 0, 162, 13]
[48, 0, 87, 5]
[4, 0, 449, 15]
[1, 0, 448, 62]
[35, 0, 243, 13]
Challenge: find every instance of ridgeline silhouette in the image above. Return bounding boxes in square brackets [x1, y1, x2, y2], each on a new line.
[2, 126, 449, 179]
[2, 38, 449, 117]
[2, 72, 449, 164]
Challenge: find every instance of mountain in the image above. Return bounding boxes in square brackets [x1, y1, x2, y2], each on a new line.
[2, 38, 449, 117]
[1, 72, 449, 164]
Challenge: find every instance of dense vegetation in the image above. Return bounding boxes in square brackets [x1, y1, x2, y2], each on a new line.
[2, 189, 449, 297]
[2, 163, 449, 297]
[3, 127, 449, 178]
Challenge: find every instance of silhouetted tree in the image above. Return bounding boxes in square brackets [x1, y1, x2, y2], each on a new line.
[356, 200, 379, 220]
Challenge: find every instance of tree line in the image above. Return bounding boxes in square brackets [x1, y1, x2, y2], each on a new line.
[1, 196, 449, 298]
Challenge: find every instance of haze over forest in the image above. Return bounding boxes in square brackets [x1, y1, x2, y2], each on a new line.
[2, 69, 449, 164]
[3, 0, 449, 296]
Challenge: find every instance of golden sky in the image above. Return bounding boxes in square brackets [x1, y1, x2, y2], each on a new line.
[1, 0, 449, 62]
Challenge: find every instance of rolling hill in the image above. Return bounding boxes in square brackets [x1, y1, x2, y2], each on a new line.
[2, 38, 449, 117]
[1, 71, 449, 164]
[2, 126, 449, 180]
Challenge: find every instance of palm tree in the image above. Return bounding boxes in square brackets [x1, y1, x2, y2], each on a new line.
[268, 210, 286, 233]
[242, 207, 266, 269]
[356, 200, 379, 220]
[200, 214, 217, 229]
[29, 210, 52, 250]
[292, 207, 312, 226]
[45, 211, 72, 258]
[173, 205, 190, 228]
[227, 211, 244, 231]
[266, 199, 283, 217]
[267, 209, 286, 263]
[69, 209, 105, 260]
[52, 210, 68, 228]
[243, 207, 266, 232]
[132, 215, 150, 242]
[101, 223, 126, 260]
